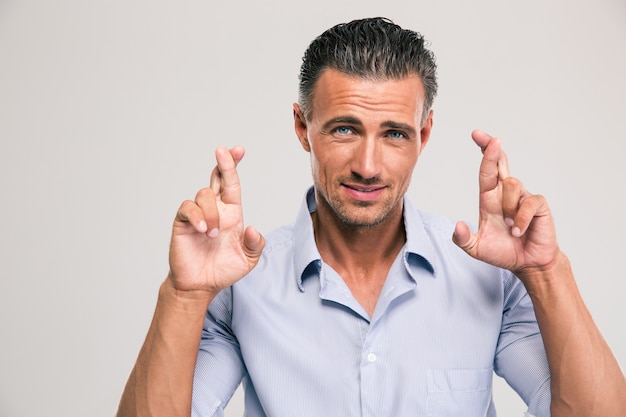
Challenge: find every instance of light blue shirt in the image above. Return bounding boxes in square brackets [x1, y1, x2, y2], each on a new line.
[192, 188, 551, 417]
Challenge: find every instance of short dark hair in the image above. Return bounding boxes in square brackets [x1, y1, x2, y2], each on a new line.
[298, 17, 438, 124]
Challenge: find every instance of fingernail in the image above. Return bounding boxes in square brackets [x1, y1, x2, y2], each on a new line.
[504, 218, 514, 226]
[512, 227, 521, 237]
[208, 228, 219, 238]
[198, 220, 208, 232]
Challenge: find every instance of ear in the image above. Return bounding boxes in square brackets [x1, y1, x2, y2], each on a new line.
[418, 109, 434, 155]
[293, 103, 311, 152]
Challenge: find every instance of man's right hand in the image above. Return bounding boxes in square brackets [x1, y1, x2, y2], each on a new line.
[168, 146, 265, 295]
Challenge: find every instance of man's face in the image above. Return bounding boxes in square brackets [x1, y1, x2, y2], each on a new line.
[294, 69, 433, 228]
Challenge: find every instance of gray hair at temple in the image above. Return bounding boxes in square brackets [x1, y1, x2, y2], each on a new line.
[298, 17, 438, 125]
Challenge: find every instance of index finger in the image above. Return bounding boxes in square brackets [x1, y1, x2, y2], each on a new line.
[213, 146, 245, 204]
[472, 130, 510, 190]
[210, 146, 246, 193]
[498, 147, 510, 180]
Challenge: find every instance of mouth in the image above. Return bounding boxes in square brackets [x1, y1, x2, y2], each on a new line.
[345, 184, 383, 192]
[342, 183, 386, 201]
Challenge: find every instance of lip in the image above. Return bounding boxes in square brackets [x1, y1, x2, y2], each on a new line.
[342, 183, 386, 201]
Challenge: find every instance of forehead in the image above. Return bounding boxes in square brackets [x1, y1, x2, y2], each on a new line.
[310, 69, 426, 123]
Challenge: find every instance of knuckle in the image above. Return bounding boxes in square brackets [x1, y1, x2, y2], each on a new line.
[196, 187, 213, 196]
[179, 199, 195, 212]
[502, 176, 521, 188]
[175, 200, 197, 222]
[195, 187, 216, 201]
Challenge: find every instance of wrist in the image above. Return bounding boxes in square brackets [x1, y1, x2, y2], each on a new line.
[515, 251, 575, 296]
[160, 276, 216, 311]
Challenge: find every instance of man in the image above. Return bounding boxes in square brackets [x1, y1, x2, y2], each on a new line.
[117, 18, 626, 417]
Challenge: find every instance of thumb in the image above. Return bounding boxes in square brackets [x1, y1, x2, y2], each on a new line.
[452, 221, 477, 256]
[243, 226, 265, 260]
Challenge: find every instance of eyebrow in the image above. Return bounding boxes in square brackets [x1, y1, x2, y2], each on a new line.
[321, 117, 418, 137]
[321, 116, 363, 132]
[380, 121, 417, 137]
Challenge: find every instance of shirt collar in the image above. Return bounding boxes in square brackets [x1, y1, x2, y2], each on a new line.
[293, 187, 437, 292]
[293, 188, 322, 292]
[402, 197, 437, 279]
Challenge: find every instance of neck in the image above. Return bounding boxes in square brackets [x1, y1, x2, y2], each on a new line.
[311, 197, 406, 317]
[311, 196, 406, 275]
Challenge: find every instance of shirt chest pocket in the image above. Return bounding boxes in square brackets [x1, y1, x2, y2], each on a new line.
[427, 368, 494, 417]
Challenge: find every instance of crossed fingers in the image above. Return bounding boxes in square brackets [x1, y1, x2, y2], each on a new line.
[175, 146, 245, 237]
[472, 130, 539, 237]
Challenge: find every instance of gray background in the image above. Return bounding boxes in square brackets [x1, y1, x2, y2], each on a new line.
[1, 0, 625, 416]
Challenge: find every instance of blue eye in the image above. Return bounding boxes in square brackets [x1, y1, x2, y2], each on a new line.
[334, 126, 353, 135]
[388, 131, 406, 140]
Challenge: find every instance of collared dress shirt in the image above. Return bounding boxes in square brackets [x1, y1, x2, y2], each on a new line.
[192, 188, 551, 417]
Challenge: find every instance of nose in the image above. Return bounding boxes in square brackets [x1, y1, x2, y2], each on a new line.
[350, 137, 382, 180]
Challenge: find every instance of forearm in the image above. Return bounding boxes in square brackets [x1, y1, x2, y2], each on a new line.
[521, 253, 626, 416]
[117, 278, 214, 417]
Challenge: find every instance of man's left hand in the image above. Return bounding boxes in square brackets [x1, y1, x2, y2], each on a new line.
[452, 130, 561, 279]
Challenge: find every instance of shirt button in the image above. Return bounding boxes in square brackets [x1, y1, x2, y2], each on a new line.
[367, 353, 377, 363]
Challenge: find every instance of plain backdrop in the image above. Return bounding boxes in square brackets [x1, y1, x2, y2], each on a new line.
[1, 1, 625, 416]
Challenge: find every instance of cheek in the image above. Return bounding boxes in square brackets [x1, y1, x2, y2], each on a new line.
[390, 156, 418, 184]
[310, 148, 335, 176]
[310, 152, 320, 171]
[309, 152, 324, 182]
